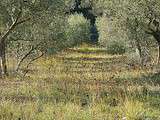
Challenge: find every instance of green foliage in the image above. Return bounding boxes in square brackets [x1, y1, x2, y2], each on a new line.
[96, 16, 129, 54]
[1, 1, 160, 119]
[0, 0, 67, 51]
[65, 14, 91, 46]
[96, 17, 109, 45]
[106, 40, 126, 55]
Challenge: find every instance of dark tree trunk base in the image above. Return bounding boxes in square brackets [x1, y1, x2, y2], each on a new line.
[0, 41, 8, 77]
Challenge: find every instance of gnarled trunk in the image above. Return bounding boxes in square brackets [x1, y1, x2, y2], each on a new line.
[0, 10, 30, 77]
[135, 39, 143, 64]
[157, 43, 160, 64]
[0, 52, 2, 78]
[145, 18, 160, 64]
[0, 41, 8, 77]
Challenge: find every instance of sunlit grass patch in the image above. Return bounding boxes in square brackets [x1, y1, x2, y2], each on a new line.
[119, 100, 160, 120]
[0, 46, 160, 119]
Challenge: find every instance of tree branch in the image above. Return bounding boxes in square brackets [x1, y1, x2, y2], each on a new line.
[22, 52, 44, 78]
[16, 43, 42, 72]
[16, 18, 31, 25]
[0, 11, 30, 44]
[145, 30, 153, 35]
[16, 46, 35, 72]
[0, 11, 22, 43]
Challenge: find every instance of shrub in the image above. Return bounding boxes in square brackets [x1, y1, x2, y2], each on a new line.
[106, 40, 126, 55]
[65, 14, 91, 47]
[96, 17, 109, 45]
[96, 16, 129, 55]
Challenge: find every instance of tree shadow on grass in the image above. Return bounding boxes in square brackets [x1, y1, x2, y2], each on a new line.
[135, 72, 160, 85]
[114, 70, 160, 86]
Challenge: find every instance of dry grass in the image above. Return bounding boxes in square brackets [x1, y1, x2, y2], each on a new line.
[0, 46, 160, 120]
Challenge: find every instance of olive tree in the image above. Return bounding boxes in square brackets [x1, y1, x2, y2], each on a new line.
[0, 0, 66, 76]
[93, 0, 160, 64]
[65, 14, 91, 46]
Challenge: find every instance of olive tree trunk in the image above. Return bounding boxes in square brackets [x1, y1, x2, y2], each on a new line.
[157, 43, 160, 64]
[0, 41, 8, 77]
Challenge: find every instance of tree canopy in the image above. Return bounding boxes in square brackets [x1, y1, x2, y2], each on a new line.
[1, 0, 160, 76]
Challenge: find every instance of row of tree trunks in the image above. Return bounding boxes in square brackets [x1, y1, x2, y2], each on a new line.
[0, 41, 8, 77]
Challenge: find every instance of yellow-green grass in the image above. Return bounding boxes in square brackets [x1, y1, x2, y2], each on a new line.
[0, 46, 159, 120]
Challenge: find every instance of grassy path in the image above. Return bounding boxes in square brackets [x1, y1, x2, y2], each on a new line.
[0, 47, 159, 119]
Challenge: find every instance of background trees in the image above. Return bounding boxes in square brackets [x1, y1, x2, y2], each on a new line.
[65, 14, 91, 46]
[93, 0, 160, 65]
[1, 0, 160, 77]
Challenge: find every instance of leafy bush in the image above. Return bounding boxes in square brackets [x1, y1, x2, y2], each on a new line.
[96, 17, 109, 45]
[65, 14, 91, 46]
[96, 16, 129, 55]
[106, 40, 126, 55]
